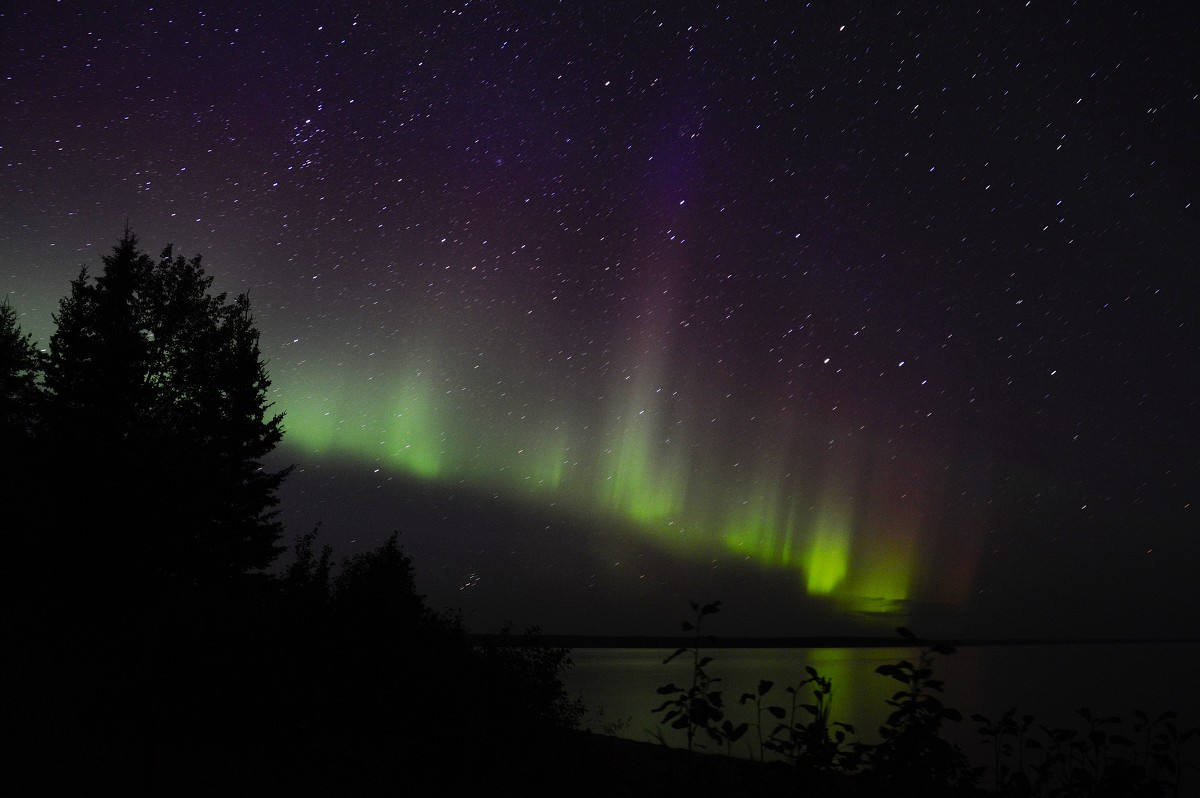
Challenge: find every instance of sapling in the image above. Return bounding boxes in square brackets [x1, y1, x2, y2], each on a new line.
[651, 601, 745, 752]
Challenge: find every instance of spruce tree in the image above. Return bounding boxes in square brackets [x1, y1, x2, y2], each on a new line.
[42, 229, 290, 601]
[0, 296, 46, 570]
[0, 295, 43, 443]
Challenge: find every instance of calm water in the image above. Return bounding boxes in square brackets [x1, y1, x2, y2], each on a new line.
[566, 642, 1200, 784]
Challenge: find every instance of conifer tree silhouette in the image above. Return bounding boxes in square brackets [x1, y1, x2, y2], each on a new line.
[41, 228, 289, 605]
[0, 295, 43, 444]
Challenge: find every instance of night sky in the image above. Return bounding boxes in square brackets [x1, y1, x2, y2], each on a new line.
[3, 2, 1196, 638]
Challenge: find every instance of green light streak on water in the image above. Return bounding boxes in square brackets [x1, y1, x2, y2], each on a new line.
[804, 647, 855, 728]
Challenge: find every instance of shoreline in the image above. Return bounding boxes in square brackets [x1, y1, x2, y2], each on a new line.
[469, 633, 1200, 649]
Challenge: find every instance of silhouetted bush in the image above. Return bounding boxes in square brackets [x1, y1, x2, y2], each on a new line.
[648, 607, 1198, 797]
[652, 601, 745, 753]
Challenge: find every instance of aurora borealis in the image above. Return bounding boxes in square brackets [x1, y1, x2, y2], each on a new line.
[2, 2, 1196, 638]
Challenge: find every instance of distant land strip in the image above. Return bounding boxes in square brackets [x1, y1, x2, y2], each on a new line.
[467, 634, 1200, 649]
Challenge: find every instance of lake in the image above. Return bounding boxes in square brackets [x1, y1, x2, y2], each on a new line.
[565, 642, 1200, 787]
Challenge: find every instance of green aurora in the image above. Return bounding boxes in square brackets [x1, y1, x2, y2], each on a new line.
[275, 345, 982, 619]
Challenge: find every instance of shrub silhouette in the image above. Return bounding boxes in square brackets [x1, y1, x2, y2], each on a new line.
[862, 628, 980, 792]
[759, 665, 859, 775]
[645, 612, 1198, 797]
[652, 600, 748, 753]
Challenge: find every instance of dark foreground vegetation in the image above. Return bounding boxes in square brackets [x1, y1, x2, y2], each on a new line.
[5, 232, 584, 794]
[641, 602, 1199, 797]
[5, 234, 1195, 796]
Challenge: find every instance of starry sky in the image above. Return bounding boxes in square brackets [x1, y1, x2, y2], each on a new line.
[2, 1, 1197, 638]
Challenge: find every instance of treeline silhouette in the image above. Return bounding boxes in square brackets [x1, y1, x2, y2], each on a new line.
[5, 231, 582, 794]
